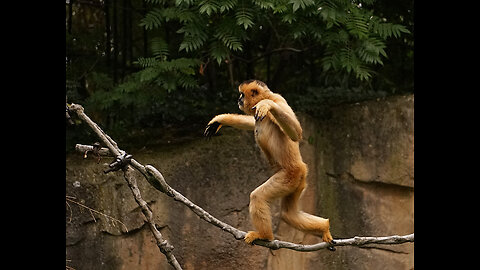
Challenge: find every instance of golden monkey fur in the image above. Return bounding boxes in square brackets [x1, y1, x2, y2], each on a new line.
[204, 79, 334, 245]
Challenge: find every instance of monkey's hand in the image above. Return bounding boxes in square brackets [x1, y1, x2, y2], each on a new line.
[204, 116, 224, 139]
[252, 99, 274, 121]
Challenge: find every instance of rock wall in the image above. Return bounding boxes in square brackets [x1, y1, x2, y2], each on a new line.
[66, 94, 414, 269]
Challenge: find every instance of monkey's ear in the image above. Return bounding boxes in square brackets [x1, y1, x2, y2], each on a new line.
[251, 89, 258, 97]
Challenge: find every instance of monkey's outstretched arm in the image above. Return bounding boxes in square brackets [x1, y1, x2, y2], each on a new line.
[204, 113, 255, 138]
[253, 100, 302, 141]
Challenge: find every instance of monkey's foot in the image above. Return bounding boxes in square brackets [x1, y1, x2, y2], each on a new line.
[244, 231, 273, 245]
[322, 231, 336, 251]
[322, 230, 334, 244]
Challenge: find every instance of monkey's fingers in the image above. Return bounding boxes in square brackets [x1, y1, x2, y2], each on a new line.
[204, 122, 222, 139]
[254, 107, 268, 121]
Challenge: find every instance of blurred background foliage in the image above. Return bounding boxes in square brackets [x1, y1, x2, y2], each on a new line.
[66, 0, 413, 150]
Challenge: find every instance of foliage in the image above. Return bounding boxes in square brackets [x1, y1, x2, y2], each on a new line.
[138, 0, 409, 80]
[66, 0, 412, 149]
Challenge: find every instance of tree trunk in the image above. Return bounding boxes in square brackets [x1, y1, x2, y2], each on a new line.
[104, 0, 111, 68]
[113, 0, 118, 83]
[67, 0, 73, 34]
[121, 0, 127, 80]
[142, 0, 148, 58]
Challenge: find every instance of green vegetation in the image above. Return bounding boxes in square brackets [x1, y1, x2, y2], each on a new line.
[66, 0, 413, 148]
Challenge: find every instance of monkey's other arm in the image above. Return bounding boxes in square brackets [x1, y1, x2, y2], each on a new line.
[204, 113, 255, 138]
[253, 100, 302, 141]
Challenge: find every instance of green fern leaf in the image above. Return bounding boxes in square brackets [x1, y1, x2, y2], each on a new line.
[252, 0, 275, 9]
[235, 8, 254, 29]
[214, 18, 244, 51]
[136, 57, 158, 68]
[177, 22, 208, 52]
[151, 37, 169, 60]
[140, 8, 163, 30]
[220, 0, 238, 13]
[199, 0, 220, 15]
[209, 41, 229, 65]
[290, 0, 314, 12]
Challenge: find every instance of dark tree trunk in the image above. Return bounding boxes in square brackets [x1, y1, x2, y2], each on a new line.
[113, 0, 118, 83]
[127, 0, 133, 68]
[104, 0, 111, 68]
[142, 0, 148, 57]
[67, 0, 73, 34]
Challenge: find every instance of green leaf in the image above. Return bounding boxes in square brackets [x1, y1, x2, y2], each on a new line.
[235, 8, 254, 29]
[199, 0, 220, 15]
[209, 41, 229, 65]
[151, 37, 169, 60]
[220, 0, 238, 13]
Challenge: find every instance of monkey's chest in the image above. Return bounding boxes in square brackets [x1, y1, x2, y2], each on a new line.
[254, 123, 278, 155]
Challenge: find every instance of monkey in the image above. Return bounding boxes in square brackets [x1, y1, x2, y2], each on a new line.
[204, 79, 335, 247]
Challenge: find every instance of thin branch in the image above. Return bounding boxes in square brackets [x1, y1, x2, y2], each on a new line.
[68, 104, 181, 270]
[66, 196, 128, 233]
[76, 144, 113, 157]
[122, 166, 182, 270]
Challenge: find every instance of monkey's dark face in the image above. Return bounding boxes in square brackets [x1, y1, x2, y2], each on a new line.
[238, 81, 267, 115]
[238, 92, 245, 110]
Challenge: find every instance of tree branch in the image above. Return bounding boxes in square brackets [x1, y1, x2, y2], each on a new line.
[68, 104, 182, 270]
[68, 103, 414, 265]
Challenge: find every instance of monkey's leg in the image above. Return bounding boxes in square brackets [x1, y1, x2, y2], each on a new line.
[281, 179, 334, 244]
[245, 170, 295, 244]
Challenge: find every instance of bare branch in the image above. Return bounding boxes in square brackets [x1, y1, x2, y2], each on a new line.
[76, 144, 113, 157]
[68, 103, 182, 270]
[122, 166, 182, 270]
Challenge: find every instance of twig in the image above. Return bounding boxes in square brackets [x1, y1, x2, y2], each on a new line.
[76, 144, 112, 157]
[66, 196, 128, 233]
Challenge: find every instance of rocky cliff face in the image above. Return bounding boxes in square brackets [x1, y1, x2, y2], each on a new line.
[66, 94, 413, 269]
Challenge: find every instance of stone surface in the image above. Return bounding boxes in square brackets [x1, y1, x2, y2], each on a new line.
[66, 94, 414, 269]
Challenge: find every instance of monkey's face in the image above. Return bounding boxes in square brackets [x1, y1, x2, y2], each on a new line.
[238, 80, 270, 115]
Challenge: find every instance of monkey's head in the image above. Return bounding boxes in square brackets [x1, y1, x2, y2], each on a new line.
[238, 79, 271, 115]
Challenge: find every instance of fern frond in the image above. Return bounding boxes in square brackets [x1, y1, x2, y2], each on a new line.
[354, 64, 373, 81]
[252, 0, 275, 10]
[136, 57, 158, 68]
[140, 7, 179, 30]
[198, 0, 221, 15]
[214, 18, 244, 51]
[175, 0, 195, 6]
[220, 0, 238, 13]
[373, 21, 410, 39]
[140, 8, 163, 30]
[235, 7, 254, 29]
[290, 0, 314, 12]
[209, 40, 229, 65]
[151, 37, 169, 60]
[177, 21, 208, 52]
[345, 8, 371, 38]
